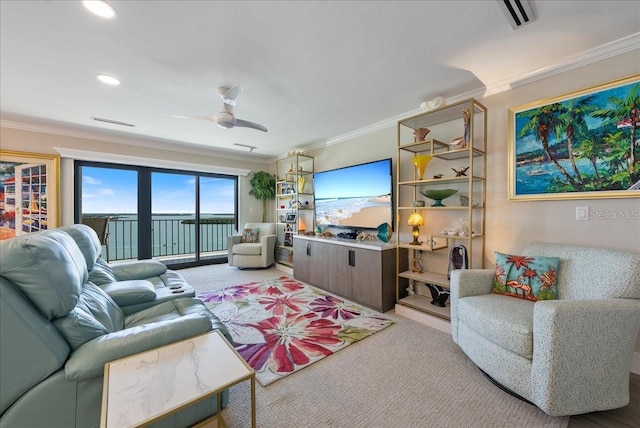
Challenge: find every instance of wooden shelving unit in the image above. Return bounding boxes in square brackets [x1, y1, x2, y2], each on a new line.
[395, 98, 487, 320]
[275, 154, 314, 267]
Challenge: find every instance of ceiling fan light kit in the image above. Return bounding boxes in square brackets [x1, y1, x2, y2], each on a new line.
[214, 86, 268, 132]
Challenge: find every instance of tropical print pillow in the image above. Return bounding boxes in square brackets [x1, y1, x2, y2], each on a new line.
[493, 251, 559, 301]
[241, 227, 260, 243]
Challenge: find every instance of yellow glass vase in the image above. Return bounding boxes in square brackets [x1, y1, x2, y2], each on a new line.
[412, 154, 432, 180]
[298, 176, 306, 193]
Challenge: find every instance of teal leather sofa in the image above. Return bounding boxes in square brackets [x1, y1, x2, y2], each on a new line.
[0, 225, 229, 428]
[450, 242, 640, 416]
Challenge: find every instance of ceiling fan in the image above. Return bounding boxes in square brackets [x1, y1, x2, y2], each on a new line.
[170, 86, 267, 132]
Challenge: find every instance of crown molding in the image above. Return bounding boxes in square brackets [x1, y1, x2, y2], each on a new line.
[0, 119, 272, 163]
[53, 147, 251, 176]
[310, 33, 640, 150]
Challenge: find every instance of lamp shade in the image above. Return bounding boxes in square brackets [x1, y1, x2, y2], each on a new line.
[407, 212, 424, 226]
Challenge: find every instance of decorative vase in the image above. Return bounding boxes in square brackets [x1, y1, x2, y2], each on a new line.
[419, 189, 458, 207]
[297, 176, 306, 193]
[413, 127, 430, 143]
[412, 154, 432, 180]
[376, 222, 392, 243]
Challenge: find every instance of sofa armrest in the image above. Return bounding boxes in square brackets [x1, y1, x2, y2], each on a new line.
[111, 260, 168, 281]
[228, 235, 241, 247]
[261, 234, 277, 265]
[531, 298, 640, 415]
[449, 269, 494, 343]
[64, 313, 212, 381]
[99, 280, 157, 306]
[450, 269, 494, 299]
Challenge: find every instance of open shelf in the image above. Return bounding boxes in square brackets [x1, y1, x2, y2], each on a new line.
[397, 294, 450, 320]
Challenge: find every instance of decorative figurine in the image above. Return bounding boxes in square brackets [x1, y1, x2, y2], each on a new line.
[447, 245, 468, 280]
[413, 127, 430, 143]
[432, 174, 444, 179]
[452, 166, 470, 177]
[462, 108, 470, 143]
[411, 253, 424, 273]
[426, 284, 450, 307]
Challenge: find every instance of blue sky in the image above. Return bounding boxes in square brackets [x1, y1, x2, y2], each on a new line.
[82, 167, 235, 214]
[314, 159, 392, 199]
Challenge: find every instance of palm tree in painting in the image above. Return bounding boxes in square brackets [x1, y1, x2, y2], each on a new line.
[518, 103, 581, 189]
[592, 83, 640, 185]
[575, 138, 602, 180]
[557, 96, 596, 186]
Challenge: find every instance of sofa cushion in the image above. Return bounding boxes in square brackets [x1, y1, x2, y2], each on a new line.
[88, 257, 119, 285]
[458, 294, 535, 359]
[59, 224, 102, 270]
[232, 242, 263, 255]
[493, 251, 559, 301]
[241, 227, 260, 243]
[53, 283, 124, 350]
[0, 230, 86, 319]
[99, 280, 157, 306]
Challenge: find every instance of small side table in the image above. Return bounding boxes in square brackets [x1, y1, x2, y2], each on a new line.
[101, 330, 255, 428]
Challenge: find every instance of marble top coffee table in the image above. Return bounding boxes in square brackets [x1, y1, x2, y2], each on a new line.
[100, 330, 255, 427]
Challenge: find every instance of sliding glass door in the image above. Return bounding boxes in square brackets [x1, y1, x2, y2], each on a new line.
[75, 161, 237, 268]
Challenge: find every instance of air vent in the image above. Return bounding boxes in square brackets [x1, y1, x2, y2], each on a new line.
[234, 143, 257, 152]
[92, 117, 135, 127]
[497, 0, 535, 29]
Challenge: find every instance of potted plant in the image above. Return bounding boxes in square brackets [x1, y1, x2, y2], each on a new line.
[248, 171, 276, 222]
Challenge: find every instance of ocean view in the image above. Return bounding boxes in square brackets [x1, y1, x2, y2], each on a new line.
[91, 213, 235, 260]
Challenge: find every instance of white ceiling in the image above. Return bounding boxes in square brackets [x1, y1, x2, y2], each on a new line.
[1, 1, 639, 160]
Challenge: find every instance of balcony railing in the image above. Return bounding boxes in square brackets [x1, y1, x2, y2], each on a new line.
[86, 215, 235, 262]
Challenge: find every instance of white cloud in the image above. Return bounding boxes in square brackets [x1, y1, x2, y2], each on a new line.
[83, 176, 101, 185]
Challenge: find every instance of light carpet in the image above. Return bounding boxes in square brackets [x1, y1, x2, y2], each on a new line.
[180, 263, 569, 427]
[198, 276, 394, 386]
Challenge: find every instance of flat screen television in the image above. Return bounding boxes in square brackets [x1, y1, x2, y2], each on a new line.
[314, 158, 393, 230]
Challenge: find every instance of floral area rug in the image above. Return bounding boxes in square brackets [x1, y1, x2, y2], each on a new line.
[198, 276, 394, 386]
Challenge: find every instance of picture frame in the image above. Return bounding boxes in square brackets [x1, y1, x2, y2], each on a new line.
[508, 74, 640, 201]
[0, 150, 61, 240]
[285, 212, 297, 223]
[284, 232, 293, 246]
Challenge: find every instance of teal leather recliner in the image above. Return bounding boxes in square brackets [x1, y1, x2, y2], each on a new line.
[0, 225, 229, 428]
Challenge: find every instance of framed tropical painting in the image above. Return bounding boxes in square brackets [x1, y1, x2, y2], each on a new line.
[0, 150, 60, 240]
[509, 74, 640, 200]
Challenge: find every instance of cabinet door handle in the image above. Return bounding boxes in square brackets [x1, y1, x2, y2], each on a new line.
[306, 243, 311, 256]
[348, 249, 355, 267]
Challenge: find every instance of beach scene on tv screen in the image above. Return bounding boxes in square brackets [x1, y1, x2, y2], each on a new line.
[315, 160, 392, 229]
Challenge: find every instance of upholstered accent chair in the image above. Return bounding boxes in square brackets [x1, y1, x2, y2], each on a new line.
[450, 242, 640, 417]
[228, 222, 277, 269]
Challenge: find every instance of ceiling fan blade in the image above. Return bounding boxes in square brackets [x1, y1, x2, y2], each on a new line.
[235, 118, 268, 132]
[218, 86, 243, 113]
[165, 114, 214, 122]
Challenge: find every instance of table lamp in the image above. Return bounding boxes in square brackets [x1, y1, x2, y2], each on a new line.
[407, 212, 424, 245]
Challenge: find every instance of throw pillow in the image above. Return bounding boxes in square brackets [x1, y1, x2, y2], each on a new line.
[241, 227, 260, 243]
[493, 251, 559, 301]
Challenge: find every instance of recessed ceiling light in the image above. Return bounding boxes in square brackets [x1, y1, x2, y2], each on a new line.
[96, 74, 120, 85]
[83, 1, 117, 19]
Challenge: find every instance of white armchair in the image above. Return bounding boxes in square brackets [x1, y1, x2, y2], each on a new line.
[450, 242, 640, 416]
[227, 223, 277, 269]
